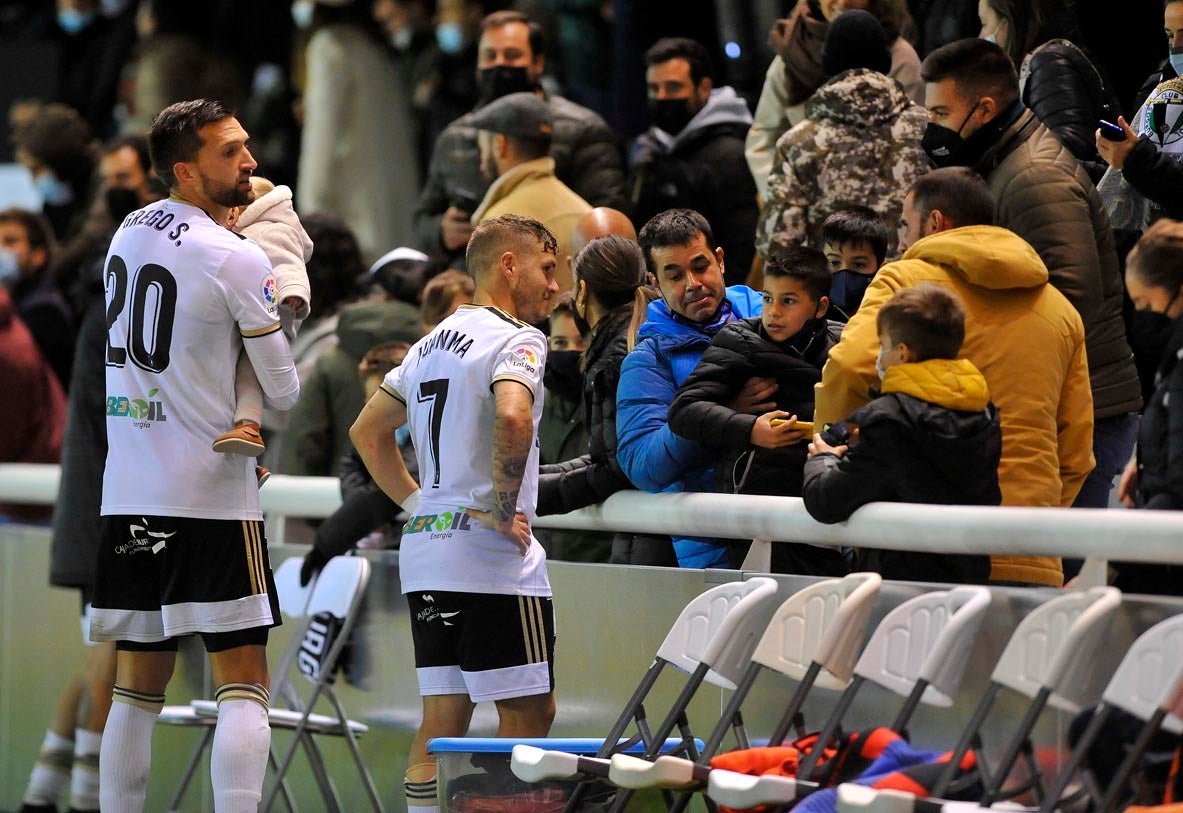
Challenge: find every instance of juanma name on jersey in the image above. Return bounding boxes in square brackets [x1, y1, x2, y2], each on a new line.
[417, 328, 474, 361]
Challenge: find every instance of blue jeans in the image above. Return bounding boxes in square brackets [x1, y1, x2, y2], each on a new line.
[1071, 412, 1140, 508]
[1063, 412, 1140, 579]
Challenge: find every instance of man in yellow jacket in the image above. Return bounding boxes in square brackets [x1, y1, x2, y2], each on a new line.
[815, 167, 1094, 587]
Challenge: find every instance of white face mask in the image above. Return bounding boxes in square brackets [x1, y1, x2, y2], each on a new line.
[0, 247, 19, 286]
[876, 348, 888, 381]
[291, 0, 314, 30]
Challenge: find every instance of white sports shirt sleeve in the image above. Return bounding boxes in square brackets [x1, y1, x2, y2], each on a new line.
[101, 199, 296, 521]
[382, 305, 551, 597]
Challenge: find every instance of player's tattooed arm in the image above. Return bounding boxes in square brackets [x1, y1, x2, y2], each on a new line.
[479, 379, 536, 550]
[493, 489, 520, 525]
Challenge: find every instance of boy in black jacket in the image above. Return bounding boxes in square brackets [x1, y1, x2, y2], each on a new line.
[803, 284, 1002, 584]
[669, 246, 847, 575]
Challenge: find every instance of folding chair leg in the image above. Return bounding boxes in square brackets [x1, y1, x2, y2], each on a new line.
[1096, 707, 1169, 813]
[328, 692, 384, 812]
[768, 662, 823, 747]
[980, 686, 1051, 805]
[166, 726, 214, 812]
[889, 679, 929, 735]
[702, 662, 764, 758]
[266, 747, 300, 813]
[931, 683, 1000, 798]
[1039, 703, 1114, 813]
[799, 676, 865, 778]
[300, 733, 344, 813]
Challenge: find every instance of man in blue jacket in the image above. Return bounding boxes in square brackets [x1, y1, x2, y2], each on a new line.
[617, 208, 765, 568]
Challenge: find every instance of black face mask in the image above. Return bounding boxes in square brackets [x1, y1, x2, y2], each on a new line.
[477, 66, 534, 105]
[829, 270, 874, 320]
[572, 298, 592, 337]
[543, 349, 583, 402]
[106, 187, 141, 221]
[922, 100, 981, 168]
[1131, 296, 1180, 359]
[648, 98, 696, 135]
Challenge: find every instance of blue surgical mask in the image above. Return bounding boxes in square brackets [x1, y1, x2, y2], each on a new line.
[57, 7, 95, 34]
[0, 248, 19, 286]
[1170, 46, 1183, 78]
[983, 33, 997, 44]
[35, 171, 74, 207]
[291, 0, 314, 30]
[436, 22, 464, 54]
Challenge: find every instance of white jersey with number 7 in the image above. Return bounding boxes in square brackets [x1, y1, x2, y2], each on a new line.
[381, 304, 551, 597]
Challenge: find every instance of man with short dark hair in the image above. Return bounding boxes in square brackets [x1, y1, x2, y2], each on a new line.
[414, 9, 626, 268]
[469, 92, 592, 293]
[616, 208, 764, 568]
[351, 213, 560, 813]
[631, 37, 758, 285]
[89, 99, 299, 811]
[920, 38, 1141, 511]
[815, 167, 1093, 587]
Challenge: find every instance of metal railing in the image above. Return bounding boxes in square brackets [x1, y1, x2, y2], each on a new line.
[5, 463, 1183, 572]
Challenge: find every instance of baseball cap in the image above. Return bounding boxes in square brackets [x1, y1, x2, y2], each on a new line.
[368, 247, 430, 304]
[468, 92, 554, 140]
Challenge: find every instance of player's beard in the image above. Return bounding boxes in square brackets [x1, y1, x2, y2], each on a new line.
[202, 174, 254, 209]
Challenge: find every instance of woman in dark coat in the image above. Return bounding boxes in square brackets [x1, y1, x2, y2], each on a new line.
[535, 236, 667, 564]
[1115, 220, 1183, 594]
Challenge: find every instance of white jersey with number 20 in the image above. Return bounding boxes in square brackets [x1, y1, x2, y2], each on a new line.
[382, 304, 551, 597]
[101, 199, 280, 521]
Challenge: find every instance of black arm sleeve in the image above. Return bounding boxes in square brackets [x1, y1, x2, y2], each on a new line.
[801, 426, 898, 524]
[1144, 366, 1183, 510]
[1024, 45, 1104, 167]
[1122, 138, 1183, 219]
[667, 341, 758, 451]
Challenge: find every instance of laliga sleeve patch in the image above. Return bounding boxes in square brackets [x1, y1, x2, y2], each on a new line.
[261, 275, 278, 314]
[509, 345, 539, 376]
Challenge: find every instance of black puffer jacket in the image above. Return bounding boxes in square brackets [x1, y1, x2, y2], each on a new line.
[1121, 138, 1183, 222]
[537, 308, 636, 515]
[312, 440, 420, 558]
[414, 92, 627, 263]
[977, 107, 1142, 419]
[1111, 318, 1183, 596]
[803, 359, 1002, 585]
[630, 88, 758, 285]
[668, 316, 841, 497]
[1021, 39, 1120, 182]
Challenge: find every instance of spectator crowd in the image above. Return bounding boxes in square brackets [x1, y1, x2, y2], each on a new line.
[11, 1, 1183, 810]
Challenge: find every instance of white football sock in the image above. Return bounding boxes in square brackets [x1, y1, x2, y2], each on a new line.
[22, 729, 73, 805]
[69, 727, 102, 811]
[211, 683, 271, 813]
[405, 762, 440, 813]
[100, 687, 163, 813]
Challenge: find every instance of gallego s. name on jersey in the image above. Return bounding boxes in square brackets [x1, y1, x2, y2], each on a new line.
[418, 327, 473, 360]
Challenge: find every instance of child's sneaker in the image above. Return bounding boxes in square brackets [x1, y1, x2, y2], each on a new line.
[256, 466, 271, 487]
[212, 422, 265, 456]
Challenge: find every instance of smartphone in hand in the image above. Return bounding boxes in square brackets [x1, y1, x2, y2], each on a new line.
[771, 418, 814, 433]
[1099, 120, 1127, 142]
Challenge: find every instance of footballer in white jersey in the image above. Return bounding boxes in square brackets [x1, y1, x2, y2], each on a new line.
[382, 303, 551, 597]
[99, 198, 296, 521]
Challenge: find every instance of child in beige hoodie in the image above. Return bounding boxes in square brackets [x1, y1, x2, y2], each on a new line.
[213, 176, 313, 479]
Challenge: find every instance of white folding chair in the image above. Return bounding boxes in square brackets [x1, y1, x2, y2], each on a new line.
[510, 576, 780, 813]
[707, 586, 993, 811]
[158, 557, 310, 812]
[934, 587, 1122, 804]
[608, 573, 883, 811]
[838, 609, 1183, 813]
[259, 555, 381, 812]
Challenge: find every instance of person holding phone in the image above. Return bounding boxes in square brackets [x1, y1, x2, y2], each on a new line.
[668, 246, 847, 576]
[804, 285, 1002, 584]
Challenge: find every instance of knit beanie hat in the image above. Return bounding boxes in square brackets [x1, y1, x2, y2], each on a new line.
[821, 9, 892, 78]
